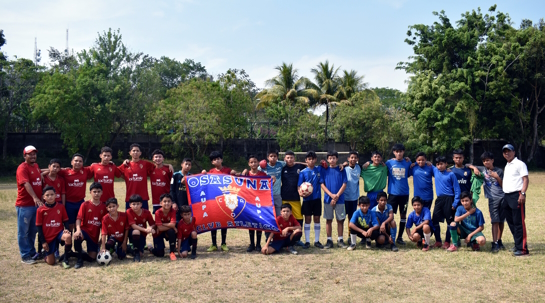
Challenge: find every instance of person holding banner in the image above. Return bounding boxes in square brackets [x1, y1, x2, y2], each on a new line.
[242, 155, 268, 252]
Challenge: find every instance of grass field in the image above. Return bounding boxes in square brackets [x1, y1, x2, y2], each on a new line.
[1, 174, 545, 303]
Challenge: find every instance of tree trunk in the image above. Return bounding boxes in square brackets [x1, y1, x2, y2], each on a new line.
[325, 104, 329, 139]
[469, 139, 474, 164]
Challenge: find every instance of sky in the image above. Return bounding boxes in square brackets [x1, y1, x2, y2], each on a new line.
[2, 0, 544, 92]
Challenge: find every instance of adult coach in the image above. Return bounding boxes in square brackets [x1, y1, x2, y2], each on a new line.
[16, 145, 43, 264]
[501, 144, 529, 257]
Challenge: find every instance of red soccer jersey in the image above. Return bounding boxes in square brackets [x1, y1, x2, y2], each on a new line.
[36, 203, 68, 243]
[89, 163, 122, 203]
[77, 200, 107, 243]
[101, 212, 129, 242]
[126, 208, 155, 236]
[15, 162, 43, 207]
[43, 174, 65, 203]
[177, 217, 196, 241]
[274, 214, 300, 241]
[118, 160, 155, 201]
[208, 166, 232, 175]
[154, 207, 176, 237]
[150, 166, 173, 207]
[58, 167, 92, 202]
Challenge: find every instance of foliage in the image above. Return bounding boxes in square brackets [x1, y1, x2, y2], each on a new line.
[255, 62, 311, 109]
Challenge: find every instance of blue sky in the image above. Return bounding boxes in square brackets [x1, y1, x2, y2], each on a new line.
[2, 0, 544, 91]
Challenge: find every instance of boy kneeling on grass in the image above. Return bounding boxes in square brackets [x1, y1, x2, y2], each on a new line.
[405, 196, 434, 251]
[371, 192, 398, 252]
[151, 193, 178, 260]
[262, 204, 302, 255]
[176, 205, 198, 259]
[101, 198, 129, 260]
[447, 191, 486, 252]
[347, 196, 379, 250]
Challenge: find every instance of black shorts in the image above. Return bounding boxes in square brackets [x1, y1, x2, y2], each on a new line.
[387, 194, 409, 215]
[302, 199, 322, 216]
[350, 225, 379, 241]
[422, 200, 433, 209]
[433, 195, 455, 224]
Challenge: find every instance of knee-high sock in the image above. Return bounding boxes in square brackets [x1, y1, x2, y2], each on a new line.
[445, 228, 452, 243]
[350, 234, 358, 246]
[248, 230, 255, 245]
[63, 244, 72, 261]
[449, 225, 459, 247]
[256, 231, 262, 245]
[167, 229, 176, 252]
[221, 229, 227, 245]
[314, 223, 321, 243]
[424, 233, 431, 246]
[211, 230, 217, 246]
[304, 224, 311, 243]
[398, 219, 406, 239]
[390, 226, 397, 244]
[433, 222, 442, 242]
[191, 238, 198, 255]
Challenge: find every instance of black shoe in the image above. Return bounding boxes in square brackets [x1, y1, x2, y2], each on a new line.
[190, 254, 197, 259]
[58, 253, 65, 262]
[324, 240, 333, 249]
[75, 258, 84, 269]
[134, 253, 141, 262]
[337, 240, 347, 249]
[255, 244, 262, 252]
[491, 243, 499, 254]
[303, 242, 311, 249]
[497, 240, 506, 250]
[396, 238, 406, 246]
[31, 252, 43, 261]
[314, 241, 324, 249]
[246, 244, 255, 252]
[21, 257, 36, 265]
[513, 250, 529, 257]
[391, 244, 399, 252]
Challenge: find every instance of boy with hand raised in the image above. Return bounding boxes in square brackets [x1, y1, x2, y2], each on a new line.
[101, 198, 129, 260]
[258, 150, 285, 217]
[127, 194, 156, 262]
[176, 205, 198, 259]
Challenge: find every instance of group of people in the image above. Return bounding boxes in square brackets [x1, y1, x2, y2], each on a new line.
[14, 142, 531, 269]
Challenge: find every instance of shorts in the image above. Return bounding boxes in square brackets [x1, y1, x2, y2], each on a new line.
[323, 203, 346, 220]
[421, 200, 433, 210]
[349, 223, 379, 241]
[129, 229, 147, 253]
[457, 224, 485, 243]
[270, 233, 302, 252]
[153, 230, 176, 251]
[45, 231, 65, 256]
[367, 191, 383, 210]
[106, 237, 127, 259]
[65, 200, 84, 224]
[80, 230, 99, 252]
[387, 194, 409, 215]
[344, 200, 358, 224]
[179, 237, 192, 252]
[302, 199, 321, 216]
[273, 195, 282, 217]
[126, 200, 148, 212]
[488, 198, 505, 223]
[284, 200, 303, 220]
[432, 195, 455, 224]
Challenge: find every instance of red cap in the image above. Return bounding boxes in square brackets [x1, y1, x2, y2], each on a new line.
[23, 145, 37, 155]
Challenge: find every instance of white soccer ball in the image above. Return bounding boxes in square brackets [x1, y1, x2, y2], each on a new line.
[300, 182, 313, 197]
[97, 251, 112, 266]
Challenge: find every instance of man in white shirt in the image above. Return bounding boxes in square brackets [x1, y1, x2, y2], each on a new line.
[501, 144, 529, 257]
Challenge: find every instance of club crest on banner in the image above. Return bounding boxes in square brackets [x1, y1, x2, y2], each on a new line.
[216, 185, 246, 219]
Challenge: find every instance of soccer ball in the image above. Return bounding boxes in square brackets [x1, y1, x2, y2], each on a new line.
[300, 182, 313, 197]
[97, 251, 112, 266]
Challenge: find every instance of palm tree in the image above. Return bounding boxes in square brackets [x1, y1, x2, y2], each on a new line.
[335, 69, 368, 102]
[255, 62, 310, 109]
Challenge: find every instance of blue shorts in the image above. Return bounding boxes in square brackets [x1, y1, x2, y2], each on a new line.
[65, 200, 84, 225]
[129, 229, 148, 253]
[179, 238, 192, 252]
[81, 230, 99, 252]
[45, 231, 65, 256]
[367, 191, 383, 210]
[126, 200, 148, 211]
[270, 238, 291, 252]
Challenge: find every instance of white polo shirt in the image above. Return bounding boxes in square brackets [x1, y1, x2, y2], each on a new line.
[502, 157, 528, 194]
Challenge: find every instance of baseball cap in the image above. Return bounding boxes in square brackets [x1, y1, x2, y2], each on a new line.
[23, 145, 37, 155]
[502, 144, 515, 151]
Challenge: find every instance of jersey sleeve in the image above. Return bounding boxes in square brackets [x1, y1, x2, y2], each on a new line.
[297, 171, 304, 187]
[59, 176, 66, 194]
[349, 211, 359, 224]
[405, 213, 414, 229]
[146, 161, 155, 175]
[290, 215, 300, 227]
[387, 204, 393, 214]
[117, 164, 127, 174]
[455, 205, 464, 217]
[497, 168, 504, 180]
[61, 205, 69, 222]
[114, 166, 122, 178]
[370, 212, 379, 227]
[423, 208, 432, 222]
[76, 203, 85, 221]
[279, 160, 286, 168]
[341, 169, 347, 184]
[123, 214, 129, 230]
[101, 217, 108, 235]
[127, 210, 136, 226]
[154, 211, 162, 226]
[16, 165, 30, 185]
[477, 211, 485, 226]
[170, 210, 176, 224]
[146, 212, 155, 227]
[83, 166, 93, 180]
[451, 174, 461, 208]
[36, 208, 43, 226]
[519, 162, 529, 177]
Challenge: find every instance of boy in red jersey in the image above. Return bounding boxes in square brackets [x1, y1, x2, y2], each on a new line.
[118, 144, 156, 211]
[73, 182, 107, 269]
[89, 147, 122, 203]
[150, 149, 173, 213]
[176, 205, 198, 259]
[262, 204, 302, 255]
[101, 198, 129, 260]
[201, 151, 238, 252]
[151, 193, 178, 260]
[43, 159, 65, 205]
[36, 186, 71, 268]
[242, 155, 267, 252]
[127, 194, 156, 262]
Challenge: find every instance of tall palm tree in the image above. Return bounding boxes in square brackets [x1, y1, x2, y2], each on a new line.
[255, 62, 310, 109]
[306, 60, 340, 139]
[335, 69, 368, 102]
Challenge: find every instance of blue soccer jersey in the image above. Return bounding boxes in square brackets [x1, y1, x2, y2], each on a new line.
[371, 204, 393, 224]
[320, 166, 347, 204]
[406, 207, 434, 231]
[259, 160, 286, 196]
[386, 159, 411, 195]
[433, 166, 461, 208]
[451, 166, 472, 193]
[410, 165, 434, 201]
[344, 165, 361, 201]
[455, 205, 485, 232]
[350, 208, 378, 228]
[298, 166, 322, 201]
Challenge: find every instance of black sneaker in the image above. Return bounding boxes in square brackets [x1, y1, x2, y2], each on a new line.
[246, 244, 255, 253]
[21, 257, 36, 265]
[366, 241, 372, 249]
[31, 252, 43, 261]
[497, 240, 506, 250]
[255, 244, 262, 252]
[396, 238, 406, 246]
[347, 244, 356, 251]
[323, 240, 333, 249]
[391, 244, 399, 252]
[303, 242, 311, 249]
[513, 250, 529, 257]
[75, 258, 84, 269]
[134, 252, 141, 262]
[190, 254, 197, 259]
[337, 240, 347, 249]
[491, 243, 499, 254]
[314, 241, 324, 249]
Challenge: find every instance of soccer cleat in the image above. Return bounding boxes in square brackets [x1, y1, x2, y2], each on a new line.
[433, 242, 443, 249]
[220, 244, 229, 252]
[396, 238, 406, 246]
[74, 258, 84, 269]
[417, 240, 423, 248]
[314, 241, 324, 249]
[337, 240, 347, 249]
[246, 244, 255, 253]
[441, 242, 451, 250]
[447, 244, 458, 252]
[513, 250, 529, 257]
[255, 244, 262, 252]
[303, 242, 311, 249]
[422, 245, 429, 252]
[347, 244, 356, 251]
[207, 245, 218, 252]
[491, 243, 499, 254]
[190, 254, 197, 259]
[21, 257, 36, 265]
[134, 252, 141, 262]
[62, 258, 70, 269]
[169, 252, 177, 261]
[366, 241, 372, 249]
[288, 246, 298, 255]
[54, 250, 60, 259]
[391, 244, 399, 252]
[323, 240, 333, 249]
[31, 252, 43, 262]
[472, 244, 480, 251]
[147, 244, 154, 253]
[497, 240, 506, 250]
[295, 240, 305, 247]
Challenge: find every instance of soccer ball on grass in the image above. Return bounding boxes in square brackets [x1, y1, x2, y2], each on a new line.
[97, 251, 112, 266]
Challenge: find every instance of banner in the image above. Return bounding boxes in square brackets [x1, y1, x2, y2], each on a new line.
[185, 174, 280, 233]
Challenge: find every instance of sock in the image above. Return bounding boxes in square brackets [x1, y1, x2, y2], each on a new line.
[424, 233, 431, 246]
[314, 224, 321, 243]
[248, 230, 255, 246]
[327, 237, 332, 241]
[398, 219, 406, 239]
[167, 230, 176, 252]
[433, 222, 442, 242]
[445, 228, 452, 243]
[211, 230, 217, 246]
[350, 234, 357, 245]
[304, 224, 311, 243]
[256, 231, 262, 245]
[390, 226, 397, 244]
[338, 236, 343, 241]
[191, 238, 198, 255]
[221, 229, 227, 245]
[64, 244, 72, 261]
[449, 226, 459, 247]
[74, 239, 83, 258]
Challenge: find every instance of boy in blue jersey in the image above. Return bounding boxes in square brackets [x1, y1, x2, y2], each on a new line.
[451, 149, 472, 194]
[385, 143, 412, 245]
[431, 156, 461, 249]
[405, 196, 434, 251]
[259, 150, 285, 217]
[347, 196, 379, 250]
[298, 151, 324, 249]
[447, 191, 486, 252]
[320, 150, 348, 249]
[371, 192, 398, 252]
[409, 152, 434, 209]
[344, 151, 361, 241]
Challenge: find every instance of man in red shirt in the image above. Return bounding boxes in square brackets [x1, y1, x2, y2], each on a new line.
[89, 147, 122, 204]
[73, 182, 107, 269]
[262, 204, 302, 255]
[101, 198, 129, 260]
[151, 193, 178, 260]
[16, 145, 43, 264]
[176, 205, 198, 259]
[42, 159, 66, 205]
[150, 149, 173, 213]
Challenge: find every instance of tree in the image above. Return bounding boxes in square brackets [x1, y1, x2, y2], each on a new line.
[373, 87, 404, 108]
[255, 62, 311, 109]
[154, 57, 209, 91]
[306, 60, 340, 139]
[335, 70, 368, 102]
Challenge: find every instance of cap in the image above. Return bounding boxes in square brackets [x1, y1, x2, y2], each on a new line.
[502, 144, 515, 151]
[23, 145, 37, 155]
